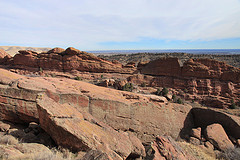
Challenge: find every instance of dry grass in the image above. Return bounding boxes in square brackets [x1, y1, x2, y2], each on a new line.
[0, 135, 18, 145]
[178, 141, 216, 160]
[216, 148, 240, 160]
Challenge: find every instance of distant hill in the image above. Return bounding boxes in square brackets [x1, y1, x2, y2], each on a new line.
[0, 46, 51, 56]
[98, 52, 240, 68]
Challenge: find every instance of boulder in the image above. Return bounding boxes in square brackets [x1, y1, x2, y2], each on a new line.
[36, 94, 145, 159]
[204, 123, 234, 151]
[190, 127, 201, 140]
[204, 141, 214, 150]
[191, 108, 240, 140]
[151, 136, 195, 160]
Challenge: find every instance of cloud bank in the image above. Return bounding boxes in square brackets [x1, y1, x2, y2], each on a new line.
[0, 0, 240, 49]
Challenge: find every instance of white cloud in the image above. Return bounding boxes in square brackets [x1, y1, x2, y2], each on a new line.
[0, 0, 240, 49]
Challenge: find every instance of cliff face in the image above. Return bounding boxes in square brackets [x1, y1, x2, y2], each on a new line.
[10, 47, 135, 73]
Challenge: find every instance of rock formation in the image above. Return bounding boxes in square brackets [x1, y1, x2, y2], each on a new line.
[0, 49, 11, 64]
[204, 123, 234, 151]
[10, 47, 135, 73]
[0, 68, 193, 143]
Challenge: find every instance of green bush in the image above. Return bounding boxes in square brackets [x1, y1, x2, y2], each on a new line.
[177, 98, 183, 104]
[101, 75, 104, 79]
[172, 94, 176, 102]
[74, 76, 82, 81]
[156, 87, 168, 97]
[123, 83, 134, 92]
[230, 99, 237, 109]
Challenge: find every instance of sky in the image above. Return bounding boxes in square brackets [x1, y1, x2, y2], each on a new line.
[0, 0, 240, 50]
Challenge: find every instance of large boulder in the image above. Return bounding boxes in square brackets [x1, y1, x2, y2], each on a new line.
[0, 49, 12, 64]
[204, 123, 234, 151]
[191, 107, 240, 140]
[36, 94, 145, 159]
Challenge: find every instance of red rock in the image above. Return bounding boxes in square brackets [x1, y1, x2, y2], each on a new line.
[189, 137, 201, 145]
[0, 122, 11, 132]
[36, 94, 145, 159]
[204, 141, 214, 150]
[190, 127, 201, 140]
[151, 136, 194, 160]
[141, 57, 181, 77]
[0, 49, 11, 59]
[47, 47, 65, 54]
[80, 150, 113, 160]
[192, 108, 240, 141]
[204, 123, 234, 151]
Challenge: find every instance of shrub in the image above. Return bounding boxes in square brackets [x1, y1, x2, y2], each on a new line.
[101, 75, 104, 79]
[230, 99, 237, 109]
[123, 83, 134, 92]
[172, 94, 176, 102]
[216, 148, 240, 160]
[39, 67, 43, 72]
[74, 76, 82, 81]
[156, 87, 168, 97]
[177, 98, 183, 104]
[162, 87, 169, 96]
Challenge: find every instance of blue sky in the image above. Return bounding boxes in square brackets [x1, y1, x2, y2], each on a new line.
[0, 0, 240, 50]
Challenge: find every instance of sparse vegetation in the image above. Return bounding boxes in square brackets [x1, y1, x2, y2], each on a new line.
[177, 98, 183, 104]
[39, 67, 43, 72]
[156, 87, 168, 97]
[101, 74, 104, 79]
[184, 88, 188, 93]
[229, 99, 237, 109]
[74, 76, 82, 81]
[216, 148, 240, 160]
[123, 83, 134, 92]
[172, 94, 176, 102]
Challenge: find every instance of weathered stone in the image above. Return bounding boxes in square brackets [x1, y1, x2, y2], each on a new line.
[151, 136, 195, 160]
[189, 137, 201, 145]
[191, 108, 240, 140]
[204, 123, 234, 151]
[37, 94, 145, 159]
[190, 127, 201, 140]
[204, 141, 214, 150]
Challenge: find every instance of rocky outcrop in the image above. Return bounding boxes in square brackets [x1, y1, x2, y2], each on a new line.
[191, 107, 240, 140]
[141, 57, 181, 77]
[182, 59, 240, 83]
[204, 123, 234, 151]
[151, 136, 195, 160]
[10, 47, 135, 73]
[0, 68, 193, 143]
[37, 94, 145, 159]
[0, 49, 11, 64]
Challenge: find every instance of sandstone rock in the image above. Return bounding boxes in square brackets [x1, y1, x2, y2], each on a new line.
[191, 108, 240, 140]
[151, 136, 194, 160]
[47, 47, 65, 54]
[0, 49, 11, 59]
[237, 139, 240, 147]
[36, 94, 145, 159]
[190, 127, 201, 140]
[204, 141, 214, 150]
[189, 137, 201, 145]
[204, 123, 234, 151]
[0, 145, 24, 159]
[141, 57, 181, 77]
[0, 122, 10, 132]
[80, 150, 113, 160]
